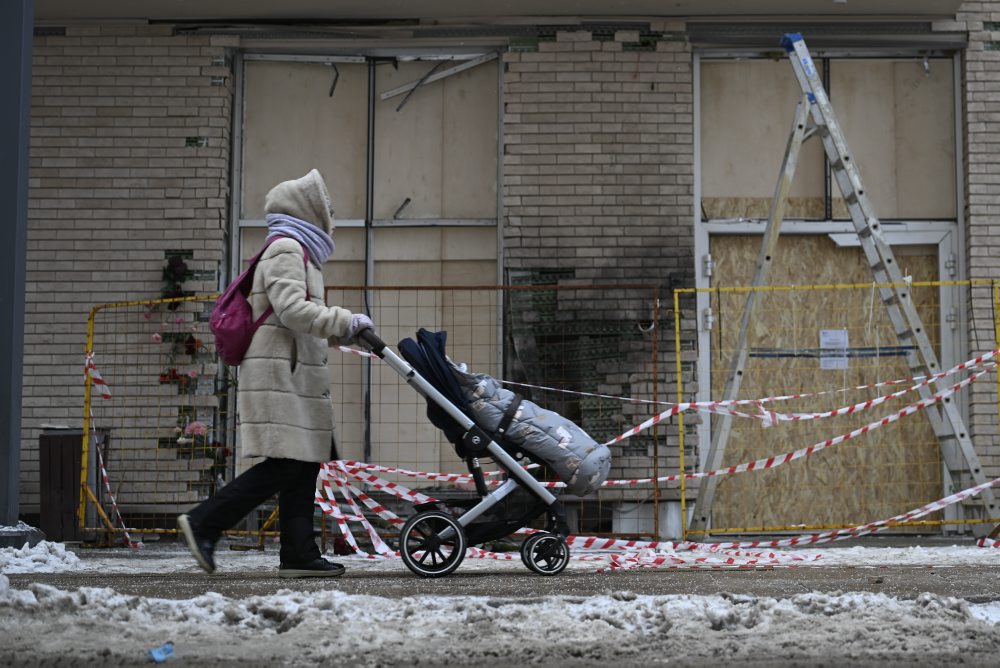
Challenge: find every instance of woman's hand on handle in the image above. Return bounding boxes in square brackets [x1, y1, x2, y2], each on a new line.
[356, 326, 385, 354]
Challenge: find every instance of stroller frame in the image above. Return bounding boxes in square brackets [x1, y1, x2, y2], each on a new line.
[359, 329, 571, 577]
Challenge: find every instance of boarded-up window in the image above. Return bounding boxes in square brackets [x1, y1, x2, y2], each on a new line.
[239, 55, 499, 474]
[242, 61, 369, 220]
[374, 60, 498, 221]
[701, 57, 955, 221]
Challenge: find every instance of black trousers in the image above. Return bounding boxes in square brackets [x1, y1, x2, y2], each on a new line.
[187, 458, 321, 564]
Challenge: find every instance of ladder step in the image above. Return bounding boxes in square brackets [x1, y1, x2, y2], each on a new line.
[894, 328, 914, 341]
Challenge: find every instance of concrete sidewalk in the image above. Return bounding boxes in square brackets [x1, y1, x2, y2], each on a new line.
[9, 564, 1000, 602]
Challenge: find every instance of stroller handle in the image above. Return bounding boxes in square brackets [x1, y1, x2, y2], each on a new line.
[357, 327, 386, 355]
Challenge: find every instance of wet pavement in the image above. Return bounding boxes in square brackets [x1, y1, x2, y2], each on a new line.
[9, 564, 1000, 602]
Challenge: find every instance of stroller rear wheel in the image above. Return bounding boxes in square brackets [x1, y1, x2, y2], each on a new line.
[399, 510, 467, 578]
[520, 532, 570, 576]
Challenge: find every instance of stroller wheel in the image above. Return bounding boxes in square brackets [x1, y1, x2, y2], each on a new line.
[399, 510, 467, 578]
[520, 532, 570, 576]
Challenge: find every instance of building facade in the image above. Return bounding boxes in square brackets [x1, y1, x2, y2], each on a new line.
[17, 1, 1000, 537]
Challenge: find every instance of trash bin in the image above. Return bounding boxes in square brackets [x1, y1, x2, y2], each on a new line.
[39, 428, 104, 542]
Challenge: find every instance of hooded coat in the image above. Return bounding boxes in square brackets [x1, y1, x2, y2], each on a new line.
[238, 169, 354, 463]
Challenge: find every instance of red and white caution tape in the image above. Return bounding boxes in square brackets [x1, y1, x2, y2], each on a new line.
[337, 345, 377, 359]
[572, 474, 1000, 555]
[326, 468, 395, 556]
[499, 348, 1000, 411]
[599, 547, 818, 572]
[331, 464, 439, 505]
[93, 436, 137, 548]
[599, 364, 993, 483]
[338, 460, 475, 484]
[315, 486, 374, 558]
[328, 364, 991, 496]
[84, 352, 112, 400]
[756, 362, 998, 425]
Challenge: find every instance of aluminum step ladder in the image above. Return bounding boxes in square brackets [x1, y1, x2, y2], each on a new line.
[689, 33, 997, 533]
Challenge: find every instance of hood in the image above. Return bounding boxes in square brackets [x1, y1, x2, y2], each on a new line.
[263, 168, 335, 234]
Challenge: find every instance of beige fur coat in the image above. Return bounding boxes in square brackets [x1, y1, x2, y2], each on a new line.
[238, 171, 354, 462]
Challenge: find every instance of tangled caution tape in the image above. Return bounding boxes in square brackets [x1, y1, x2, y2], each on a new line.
[317, 459, 1000, 571]
[320, 346, 1000, 569]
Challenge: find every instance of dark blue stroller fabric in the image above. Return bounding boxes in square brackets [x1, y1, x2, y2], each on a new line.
[398, 328, 470, 450]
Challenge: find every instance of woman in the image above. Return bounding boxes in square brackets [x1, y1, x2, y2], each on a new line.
[178, 169, 373, 578]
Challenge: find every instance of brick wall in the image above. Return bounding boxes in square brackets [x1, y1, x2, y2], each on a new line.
[502, 29, 694, 495]
[502, 29, 693, 286]
[22, 25, 234, 513]
[949, 2, 1000, 481]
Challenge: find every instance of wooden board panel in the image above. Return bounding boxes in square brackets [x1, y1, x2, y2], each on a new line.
[708, 234, 941, 530]
[700, 60, 825, 220]
[700, 58, 955, 222]
[831, 59, 955, 220]
[242, 61, 369, 220]
[374, 60, 498, 220]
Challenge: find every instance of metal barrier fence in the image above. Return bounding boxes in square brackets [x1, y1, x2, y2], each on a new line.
[81, 284, 670, 546]
[674, 280, 1000, 539]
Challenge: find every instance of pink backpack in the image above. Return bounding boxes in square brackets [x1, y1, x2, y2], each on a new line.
[210, 238, 309, 366]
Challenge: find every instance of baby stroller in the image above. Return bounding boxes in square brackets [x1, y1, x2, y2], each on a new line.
[359, 328, 606, 578]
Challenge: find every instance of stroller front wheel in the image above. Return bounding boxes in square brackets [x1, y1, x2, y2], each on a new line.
[520, 532, 570, 576]
[399, 510, 467, 578]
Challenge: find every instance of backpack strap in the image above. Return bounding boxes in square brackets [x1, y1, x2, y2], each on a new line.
[251, 237, 312, 326]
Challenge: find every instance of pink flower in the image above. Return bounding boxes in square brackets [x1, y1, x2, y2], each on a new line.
[187, 369, 199, 379]
[143, 310, 153, 320]
[184, 421, 208, 437]
[151, 333, 162, 343]
[174, 316, 184, 325]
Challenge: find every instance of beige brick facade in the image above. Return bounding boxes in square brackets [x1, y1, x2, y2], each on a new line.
[955, 2, 1000, 478]
[22, 25, 233, 511]
[17, 6, 1000, 520]
[502, 31, 694, 285]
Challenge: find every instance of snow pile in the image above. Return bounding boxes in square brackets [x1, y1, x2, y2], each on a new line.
[0, 541, 82, 574]
[0, 521, 36, 535]
[3, 538, 1000, 664]
[2, 581, 999, 665]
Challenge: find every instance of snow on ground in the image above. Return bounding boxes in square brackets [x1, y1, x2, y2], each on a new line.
[3, 538, 1000, 665]
[5, 536, 1000, 574]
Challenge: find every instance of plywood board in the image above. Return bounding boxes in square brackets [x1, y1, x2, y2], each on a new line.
[831, 59, 955, 220]
[242, 61, 369, 220]
[374, 60, 498, 220]
[700, 60, 825, 220]
[708, 234, 941, 531]
[700, 58, 955, 222]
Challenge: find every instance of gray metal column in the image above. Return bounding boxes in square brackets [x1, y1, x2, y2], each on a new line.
[0, 0, 32, 530]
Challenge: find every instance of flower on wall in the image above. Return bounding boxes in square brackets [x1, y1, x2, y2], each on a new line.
[184, 421, 208, 437]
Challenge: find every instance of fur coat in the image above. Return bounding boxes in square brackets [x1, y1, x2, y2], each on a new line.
[238, 171, 354, 462]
